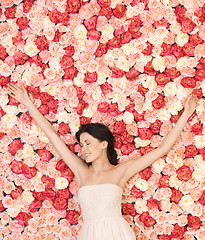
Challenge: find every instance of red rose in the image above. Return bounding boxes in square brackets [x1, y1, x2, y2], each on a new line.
[75, 86, 85, 99]
[84, 16, 97, 30]
[87, 30, 101, 40]
[139, 168, 152, 180]
[29, 200, 42, 212]
[66, 210, 80, 224]
[187, 215, 202, 230]
[22, 164, 37, 179]
[130, 185, 143, 198]
[53, 197, 68, 210]
[0, 132, 6, 140]
[121, 202, 137, 217]
[56, 188, 72, 199]
[114, 134, 122, 149]
[134, 111, 145, 121]
[0, 76, 10, 86]
[155, 73, 170, 86]
[153, 18, 170, 29]
[61, 168, 74, 182]
[95, 43, 108, 57]
[60, 56, 74, 70]
[58, 122, 71, 135]
[144, 61, 157, 76]
[56, 159, 69, 172]
[19, 112, 32, 125]
[16, 17, 30, 30]
[164, 67, 181, 78]
[0, 201, 5, 212]
[80, 116, 91, 125]
[120, 31, 132, 44]
[170, 110, 183, 123]
[113, 121, 126, 135]
[4, 6, 16, 19]
[160, 43, 172, 56]
[183, 42, 196, 56]
[43, 189, 56, 200]
[171, 223, 187, 239]
[159, 175, 170, 188]
[32, 190, 45, 201]
[8, 96, 20, 106]
[128, 24, 142, 39]
[0, 45, 8, 60]
[177, 165, 192, 181]
[171, 188, 183, 204]
[199, 191, 205, 205]
[150, 119, 162, 133]
[109, 103, 121, 116]
[37, 148, 53, 161]
[8, 139, 23, 156]
[97, 0, 111, 7]
[175, 6, 186, 23]
[0, 106, 6, 118]
[107, 37, 122, 49]
[138, 128, 153, 140]
[127, 15, 143, 27]
[181, 18, 196, 34]
[192, 88, 203, 98]
[16, 212, 33, 226]
[125, 67, 140, 80]
[64, 66, 78, 80]
[100, 82, 112, 95]
[140, 145, 153, 155]
[41, 175, 55, 189]
[152, 94, 165, 110]
[185, 145, 198, 158]
[111, 66, 124, 78]
[23, 0, 34, 13]
[29, 55, 42, 68]
[35, 36, 49, 51]
[195, 69, 205, 81]
[64, 46, 75, 57]
[38, 105, 49, 115]
[147, 197, 161, 210]
[97, 102, 109, 113]
[190, 33, 204, 45]
[121, 131, 134, 144]
[113, 4, 126, 18]
[120, 143, 136, 155]
[0, 9, 2, 18]
[66, 0, 82, 13]
[10, 186, 23, 200]
[13, 51, 29, 65]
[192, 122, 203, 135]
[10, 160, 24, 174]
[99, 7, 113, 20]
[139, 211, 156, 227]
[75, 100, 88, 115]
[194, 7, 205, 23]
[138, 83, 149, 96]
[158, 235, 171, 240]
[142, 41, 153, 55]
[125, 99, 135, 112]
[181, 77, 196, 88]
[84, 71, 97, 83]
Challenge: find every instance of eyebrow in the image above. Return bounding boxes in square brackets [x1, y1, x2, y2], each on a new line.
[79, 139, 90, 145]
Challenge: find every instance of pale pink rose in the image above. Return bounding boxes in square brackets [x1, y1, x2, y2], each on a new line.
[0, 63, 12, 77]
[180, 67, 195, 77]
[140, 11, 154, 24]
[0, 177, 6, 192]
[70, 224, 82, 238]
[123, 215, 133, 225]
[2, 196, 13, 208]
[169, 0, 179, 6]
[30, 73, 44, 87]
[5, 56, 15, 70]
[96, 16, 108, 31]
[162, 163, 176, 176]
[160, 187, 172, 198]
[44, 68, 56, 79]
[160, 121, 172, 136]
[149, 208, 160, 219]
[67, 199, 77, 210]
[129, 150, 141, 160]
[170, 202, 180, 212]
[87, 59, 99, 72]
[173, 143, 185, 158]
[152, 46, 162, 56]
[34, 181, 45, 192]
[164, 31, 176, 44]
[20, 233, 30, 240]
[199, 25, 205, 40]
[27, 218, 38, 233]
[39, 207, 52, 218]
[36, 161, 50, 172]
[148, 173, 161, 187]
[68, 14, 83, 30]
[53, 225, 61, 235]
[180, 182, 189, 194]
[184, 232, 195, 240]
[140, 23, 155, 37]
[11, 232, 21, 239]
[181, 131, 194, 146]
[4, 181, 15, 194]
[126, 122, 138, 135]
[46, 213, 58, 225]
[3, 152, 12, 164]
[156, 212, 167, 224]
[154, 224, 164, 234]
[69, 181, 79, 195]
[145, 91, 158, 102]
[60, 32, 76, 45]
[60, 227, 72, 239]
[39, 50, 51, 63]
[194, 44, 205, 58]
[184, 158, 196, 171]
[49, 44, 60, 56]
[196, 229, 205, 239]
[144, 109, 158, 122]
[44, 28, 55, 41]
[164, 7, 176, 22]
[109, 16, 122, 30]
[163, 224, 173, 234]
[48, 167, 61, 179]
[192, 203, 202, 216]
[178, 214, 188, 226]
[200, 179, 205, 189]
[79, 3, 95, 19]
[60, 219, 70, 227]
[79, 52, 93, 63]
[137, 120, 149, 128]
[0, 0, 14, 7]
[150, 135, 162, 148]
[167, 212, 178, 223]
[189, 187, 203, 201]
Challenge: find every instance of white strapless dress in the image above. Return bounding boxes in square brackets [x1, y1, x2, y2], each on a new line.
[77, 183, 136, 240]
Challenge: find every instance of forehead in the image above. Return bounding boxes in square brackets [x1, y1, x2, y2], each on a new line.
[79, 132, 95, 142]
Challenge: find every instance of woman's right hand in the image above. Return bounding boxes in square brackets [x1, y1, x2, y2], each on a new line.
[7, 83, 32, 105]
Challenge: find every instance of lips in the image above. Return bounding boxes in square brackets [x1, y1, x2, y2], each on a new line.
[84, 153, 90, 158]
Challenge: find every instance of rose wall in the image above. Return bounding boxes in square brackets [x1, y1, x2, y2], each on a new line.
[0, 0, 205, 239]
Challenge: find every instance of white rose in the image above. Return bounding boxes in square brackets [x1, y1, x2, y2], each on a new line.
[74, 73, 84, 86]
[176, 85, 190, 100]
[164, 82, 177, 96]
[24, 41, 40, 57]
[172, 157, 183, 169]
[170, 22, 181, 34]
[116, 57, 130, 71]
[31, 124, 50, 143]
[134, 199, 148, 214]
[126, 4, 144, 18]
[152, 56, 165, 72]
[73, 24, 87, 40]
[193, 167, 205, 182]
[158, 108, 171, 122]
[196, 99, 205, 114]
[55, 177, 69, 189]
[0, 63, 12, 77]
[1, 113, 18, 128]
[176, 57, 189, 70]
[110, 0, 122, 8]
[152, 158, 166, 173]
[135, 137, 150, 148]
[22, 191, 34, 204]
[22, 70, 32, 85]
[101, 24, 114, 40]
[96, 72, 107, 85]
[22, 144, 34, 159]
[176, 32, 189, 47]
[92, 88, 102, 101]
[7, 203, 22, 217]
[144, 76, 157, 90]
[142, 100, 153, 111]
[123, 111, 134, 125]
[168, 100, 183, 115]
[41, 85, 57, 96]
[201, 81, 205, 96]
[160, 198, 171, 212]
[135, 179, 149, 191]
[1, 35, 13, 48]
[169, 175, 182, 189]
[49, 57, 61, 70]
[0, 94, 9, 106]
[194, 135, 205, 149]
[56, 111, 70, 123]
[121, 43, 135, 55]
[69, 121, 80, 134]
[43, 16, 55, 29]
[179, 195, 194, 212]
[83, 103, 97, 118]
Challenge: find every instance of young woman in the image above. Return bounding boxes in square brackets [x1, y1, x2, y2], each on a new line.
[7, 82, 198, 239]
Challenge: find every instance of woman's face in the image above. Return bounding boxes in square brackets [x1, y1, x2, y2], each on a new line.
[79, 132, 107, 163]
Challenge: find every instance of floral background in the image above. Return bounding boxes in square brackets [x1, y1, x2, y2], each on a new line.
[0, 0, 205, 239]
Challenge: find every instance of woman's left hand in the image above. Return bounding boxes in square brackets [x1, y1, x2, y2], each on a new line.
[184, 94, 198, 115]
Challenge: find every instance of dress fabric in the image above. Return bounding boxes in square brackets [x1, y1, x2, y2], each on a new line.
[77, 183, 136, 240]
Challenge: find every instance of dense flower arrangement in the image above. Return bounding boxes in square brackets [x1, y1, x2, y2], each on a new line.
[0, 0, 205, 239]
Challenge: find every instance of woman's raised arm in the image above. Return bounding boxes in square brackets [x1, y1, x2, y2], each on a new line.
[7, 83, 88, 180]
[118, 94, 199, 182]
